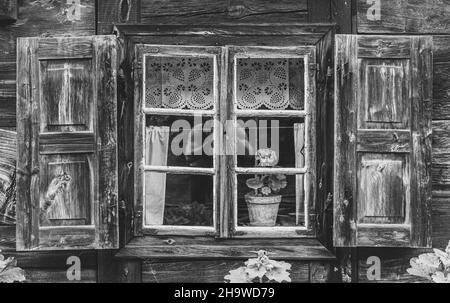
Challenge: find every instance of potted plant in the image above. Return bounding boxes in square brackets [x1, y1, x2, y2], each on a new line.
[245, 149, 287, 227]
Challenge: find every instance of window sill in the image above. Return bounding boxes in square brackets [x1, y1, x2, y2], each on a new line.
[115, 237, 336, 261]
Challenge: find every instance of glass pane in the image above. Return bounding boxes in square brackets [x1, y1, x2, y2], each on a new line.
[145, 56, 215, 110]
[236, 58, 304, 110]
[144, 173, 214, 227]
[236, 117, 305, 168]
[237, 174, 305, 227]
[145, 115, 214, 168]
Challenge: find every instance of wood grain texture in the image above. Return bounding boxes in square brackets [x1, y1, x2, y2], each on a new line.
[307, 0, 330, 22]
[357, 248, 433, 283]
[16, 36, 118, 251]
[142, 260, 311, 283]
[357, 0, 450, 34]
[334, 34, 357, 247]
[97, 0, 139, 34]
[315, 28, 335, 249]
[94, 35, 119, 249]
[0, 129, 16, 224]
[0, 0, 17, 21]
[116, 237, 335, 260]
[432, 36, 450, 120]
[117, 33, 136, 247]
[140, 0, 308, 24]
[0, 0, 95, 128]
[334, 35, 433, 248]
[410, 36, 433, 248]
[331, 0, 353, 34]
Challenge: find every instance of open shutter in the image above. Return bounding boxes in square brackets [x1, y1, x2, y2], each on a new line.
[334, 35, 433, 248]
[16, 36, 118, 251]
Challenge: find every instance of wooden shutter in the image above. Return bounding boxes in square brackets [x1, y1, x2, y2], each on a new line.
[334, 35, 433, 248]
[16, 36, 118, 251]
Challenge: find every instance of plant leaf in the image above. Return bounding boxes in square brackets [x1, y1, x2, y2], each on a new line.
[0, 267, 26, 283]
[225, 267, 251, 283]
[431, 272, 450, 283]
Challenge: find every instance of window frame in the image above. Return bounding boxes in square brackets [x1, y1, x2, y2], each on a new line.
[227, 46, 317, 238]
[134, 44, 317, 239]
[134, 44, 224, 237]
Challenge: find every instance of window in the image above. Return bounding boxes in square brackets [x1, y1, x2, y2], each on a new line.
[135, 45, 316, 238]
[135, 45, 222, 236]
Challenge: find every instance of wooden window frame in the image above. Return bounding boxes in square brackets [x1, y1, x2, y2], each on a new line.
[227, 46, 317, 238]
[134, 44, 317, 239]
[134, 44, 223, 237]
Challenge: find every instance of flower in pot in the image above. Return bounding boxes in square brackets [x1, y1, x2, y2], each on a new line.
[245, 149, 287, 227]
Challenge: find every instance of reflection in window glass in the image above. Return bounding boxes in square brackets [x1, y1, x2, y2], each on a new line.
[145, 115, 214, 168]
[236, 117, 305, 169]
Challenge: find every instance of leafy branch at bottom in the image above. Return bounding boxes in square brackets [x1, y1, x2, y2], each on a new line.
[0, 250, 26, 283]
[225, 250, 291, 283]
[407, 241, 450, 283]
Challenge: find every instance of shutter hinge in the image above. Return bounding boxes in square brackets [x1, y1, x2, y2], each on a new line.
[131, 60, 139, 72]
[134, 210, 142, 220]
[309, 63, 320, 73]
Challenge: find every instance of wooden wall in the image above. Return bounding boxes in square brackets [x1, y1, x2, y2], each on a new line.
[0, 0, 95, 129]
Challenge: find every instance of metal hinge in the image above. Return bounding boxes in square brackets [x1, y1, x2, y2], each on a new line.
[309, 63, 320, 73]
[133, 210, 142, 220]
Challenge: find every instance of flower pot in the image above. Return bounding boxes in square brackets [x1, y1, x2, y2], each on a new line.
[245, 194, 281, 227]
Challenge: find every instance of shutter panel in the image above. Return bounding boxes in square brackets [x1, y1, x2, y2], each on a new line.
[334, 35, 432, 248]
[16, 36, 118, 251]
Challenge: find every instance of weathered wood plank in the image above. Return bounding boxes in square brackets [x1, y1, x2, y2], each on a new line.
[0, 129, 16, 224]
[139, 0, 308, 25]
[16, 36, 118, 251]
[358, 248, 432, 283]
[335, 35, 433, 248]
[331, 0, 353, 34]
[114, 24, 333, 38]
[94, 35, 119, 249]
[357, 131, 411, 153]
[410, 36, 433, 248]
[39, 132, 95, 155]
[142, 260, 309, 283]
[0, 225, 15, 251]
[357, 0, 450, 34]
[433, 36, 450, 120]
[310, 262, 333, 283]
[25, 268, 97, 283]
[117, 34, 135, 247]
[0, 0, 95, 128]
[97, 0, 139, 34]
[315, 28, 335, 249]
[0, 0, 17, 21]
[16, 37, 39, 250]
[334, 34, 358, 246]
[116, 237, 335, 260]
[117, 259, 142, 283]
[357, 35, 411, 58]
[307, 0, 330, 22]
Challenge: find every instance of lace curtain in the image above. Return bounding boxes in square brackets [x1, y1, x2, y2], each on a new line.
[145, 57, 214, 110]
[236, 58, 305, 110]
